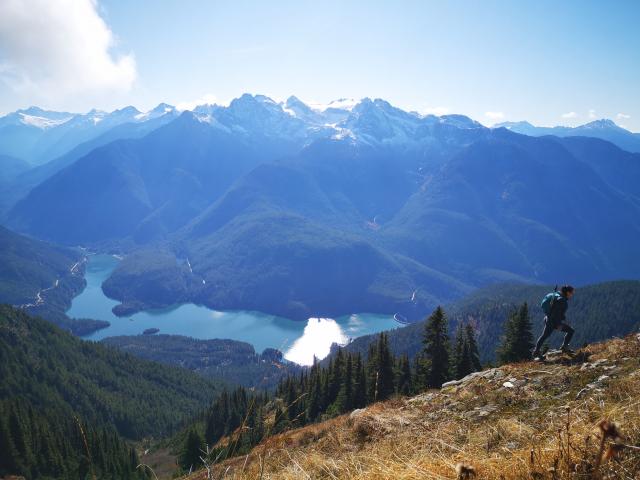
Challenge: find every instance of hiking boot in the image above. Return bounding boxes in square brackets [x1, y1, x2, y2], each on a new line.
[532, 350, 544, 360]
[560, 346, 575, 355]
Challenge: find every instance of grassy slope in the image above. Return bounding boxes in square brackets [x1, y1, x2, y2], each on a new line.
[184, 334, 640, 479]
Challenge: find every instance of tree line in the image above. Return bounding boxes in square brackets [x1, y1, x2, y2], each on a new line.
[180, 303, 537, 472]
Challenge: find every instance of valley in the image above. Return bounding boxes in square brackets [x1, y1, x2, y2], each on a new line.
[68, 253, 400, 366]
[2, 3, 639, 478]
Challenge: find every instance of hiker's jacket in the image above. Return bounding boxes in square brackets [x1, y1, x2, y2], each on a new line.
[548, 295, 569, 325]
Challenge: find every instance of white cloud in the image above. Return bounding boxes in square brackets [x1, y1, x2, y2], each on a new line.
[484, 111, 505, 120]
[175, 93, 220, 111]
[617, 113, 631, 120]
[421, 106, 450, 116]
[0, 0, 136, 104]
[561, 112, 578, 119]
[588, 109, 597, 119]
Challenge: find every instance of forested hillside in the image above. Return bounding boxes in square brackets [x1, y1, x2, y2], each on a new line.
[102, 334, 301, 389]
[0, 225, 107, 335]
[0, 399, 147, 480]
[0, 305, 219, 440]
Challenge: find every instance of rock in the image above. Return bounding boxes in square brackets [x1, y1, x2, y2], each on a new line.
[407, 392, 437, 405]
[350, 408, 366, 419]
[475, 404, 498, 417]
[576, 388, 589, 399]
[575, 374, 611, 399]
[442, 379, 463, 388]
[580, 359, 609, 370]
[503, 381, 515, 388]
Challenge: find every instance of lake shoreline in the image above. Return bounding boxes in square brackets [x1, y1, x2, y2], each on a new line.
[67, 254, 402, 365]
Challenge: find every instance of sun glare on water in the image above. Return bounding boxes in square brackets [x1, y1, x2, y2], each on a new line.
[284, 317, 349, 366]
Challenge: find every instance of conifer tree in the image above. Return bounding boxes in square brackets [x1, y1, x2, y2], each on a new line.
[497, 302, 534, 364]
[465, 323, 482, 371]
[180, 429, 204, 472]
[376, 333, 396, 401]
[353, 353, 367, 408]
[366, 342, 378, 402]
[452, 324, 474, 379]
[396, 354, 412, 395]
[412, 352, 427, 392]
[306, 365, 322, 422]
[335, 354, 353, 413]
[422, 306, 451, 388]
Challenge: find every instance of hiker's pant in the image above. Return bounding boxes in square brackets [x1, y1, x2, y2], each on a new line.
[534, 316, 574, 352]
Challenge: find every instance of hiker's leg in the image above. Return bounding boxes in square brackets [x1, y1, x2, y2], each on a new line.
[534, 317, 554, 354]
[559, 323, 574, 348]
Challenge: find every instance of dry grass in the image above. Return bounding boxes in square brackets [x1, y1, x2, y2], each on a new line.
[183, 334, 640, 480]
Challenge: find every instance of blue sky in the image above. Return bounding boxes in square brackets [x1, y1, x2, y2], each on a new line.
[1, 0, 638, 130]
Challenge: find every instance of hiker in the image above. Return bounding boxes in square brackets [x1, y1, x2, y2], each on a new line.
[532, 285, 575, 359]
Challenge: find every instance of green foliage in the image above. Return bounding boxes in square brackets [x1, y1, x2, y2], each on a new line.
[180, 429, 205, 473]
[0, 399, 148, 480]
[496, 302, 535, 364]
[465, 323, 482, 372]
[422, 306, 451, 388]
[102, 334, 301, 390]
[0, 305, 218, 440]
[451, 323, 482, 380]
[0, 226, 105, 335]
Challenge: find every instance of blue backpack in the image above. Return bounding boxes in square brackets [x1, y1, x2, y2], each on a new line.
[540, 291, 562, 315]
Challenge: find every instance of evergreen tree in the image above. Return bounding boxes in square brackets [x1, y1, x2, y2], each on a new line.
[465, 323, 482, 371]
[497, 302, 535, 364]
[306, 364, 321, 422]
[376, 333, 396, 401]
[366, 342, 378, 403]
[452, 324, 474, 380]
[422, 306, 451, 388]
[353, 353, 367, 408]
[180, 429, 205, 472]
[396, 354, 412, 395]
[335, 354, 353, 413]
[412, 352, 427, 393]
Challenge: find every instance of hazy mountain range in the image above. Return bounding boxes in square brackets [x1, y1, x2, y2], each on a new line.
[1, 94, 639, 320]
[496, 119, 640, 153]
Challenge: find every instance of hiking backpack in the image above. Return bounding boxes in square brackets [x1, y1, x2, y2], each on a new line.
[540, 287, 562, 316]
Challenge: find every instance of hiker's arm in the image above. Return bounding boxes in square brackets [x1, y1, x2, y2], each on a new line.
[559, 298, 568, 321]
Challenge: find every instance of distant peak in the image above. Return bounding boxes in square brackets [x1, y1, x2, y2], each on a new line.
[496, 120, 535, 128]
[582, 119, 619, 129]
[285, 95, 308, 109]
[151, 102, 175, 112]
[310, 98, 358, 112]
[21, 106, 46, 114]
[440, 114, 482, 129]
[114, 105, 141, 115]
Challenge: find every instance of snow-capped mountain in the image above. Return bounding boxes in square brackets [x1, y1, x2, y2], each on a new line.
[3, 95, 638, 167]
[0, 106, 75, 130]
[187, 94, 487, 149]
[495, 119, 640, 152]
[0, 103, 179, 165]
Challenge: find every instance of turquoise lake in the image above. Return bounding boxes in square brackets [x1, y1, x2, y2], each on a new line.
[68, 254, 401, 365]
